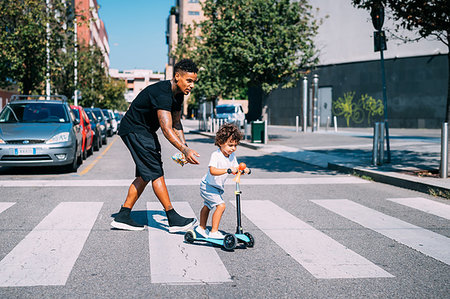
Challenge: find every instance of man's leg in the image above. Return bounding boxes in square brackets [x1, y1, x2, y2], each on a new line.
[110, 177, 149, 231]
[152, 176, 197, 233]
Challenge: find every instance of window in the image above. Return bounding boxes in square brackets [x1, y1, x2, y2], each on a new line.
[188, 0, 199, 3]
[188, 11, 200, 16]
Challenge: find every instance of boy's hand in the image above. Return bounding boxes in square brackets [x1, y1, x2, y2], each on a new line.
[244, 167, 251, 174]
[230, 167, 238, 174]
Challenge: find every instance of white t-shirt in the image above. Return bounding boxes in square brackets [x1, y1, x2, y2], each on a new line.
[202, 149, 239, 190]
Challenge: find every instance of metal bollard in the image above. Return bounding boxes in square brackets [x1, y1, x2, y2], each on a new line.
[326, 116, 330, 132]
[372, 123, 380, 165]
[333, 116, 338, 132]
[440, 122, 448, 178]
[296, 116, 299, 132]
[379, 122, 385, 164]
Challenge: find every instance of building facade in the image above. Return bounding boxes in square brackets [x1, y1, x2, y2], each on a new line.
[109, 69, 165, 103]
[74, 0, 110, 68]
[250, 0, 448, 128]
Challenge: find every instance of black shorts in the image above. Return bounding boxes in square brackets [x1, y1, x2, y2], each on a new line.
[121, 132, 164, 182]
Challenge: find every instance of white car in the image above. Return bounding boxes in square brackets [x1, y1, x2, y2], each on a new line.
[215, 104, 245, 128]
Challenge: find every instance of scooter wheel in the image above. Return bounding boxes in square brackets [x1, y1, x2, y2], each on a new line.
[184, 230, 196, 244]
[244, 232, 255, 247]
[223, 234, 237, 251]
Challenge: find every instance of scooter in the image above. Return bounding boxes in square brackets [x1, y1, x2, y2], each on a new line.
[184, 163, 255, 251]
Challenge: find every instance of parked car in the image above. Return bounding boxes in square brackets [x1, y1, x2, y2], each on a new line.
[85, 110, 102, 151]
[0, 95, 83, 172]
[102, 109, 117, 136]
[215, 104, 246, 128]
[114, 112, 123, 129]
[70, 105, 94, 159]
[86, 108, 108, 145]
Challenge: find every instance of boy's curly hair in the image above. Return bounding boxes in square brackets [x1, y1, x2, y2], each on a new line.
[215, 123, 243, 146]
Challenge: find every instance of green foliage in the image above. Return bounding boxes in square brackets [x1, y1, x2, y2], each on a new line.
[99, 78, 128, 111]
[333, 92, 384, 127]
[173, 0, 319, 101]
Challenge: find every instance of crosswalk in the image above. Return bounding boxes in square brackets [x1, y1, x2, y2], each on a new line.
[0, 197, 448, 287]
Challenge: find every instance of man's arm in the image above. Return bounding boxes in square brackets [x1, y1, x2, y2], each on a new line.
[171, 110, 186, 146]
[157, 110, 200, 164]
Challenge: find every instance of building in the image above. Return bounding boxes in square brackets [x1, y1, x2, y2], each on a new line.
[250, 0, 448, 128]
[166, 0, 205, 80]
[74, 0, 110, 68]
[109, 69, 165, 103]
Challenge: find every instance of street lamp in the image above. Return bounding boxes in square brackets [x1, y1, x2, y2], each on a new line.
[74, 15, 78, 106]
[371, 2, 391, 163]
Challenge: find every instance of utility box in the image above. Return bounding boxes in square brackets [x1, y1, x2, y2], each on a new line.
[251, 121, 265, 143]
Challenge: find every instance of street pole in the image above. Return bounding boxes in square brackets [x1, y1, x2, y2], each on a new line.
[379, 34, 391, 163]
[302, 76, 308, 132]
[46, 0, 51, 100]
[74, 16, 78, 106]
[312, 74, 319, 132]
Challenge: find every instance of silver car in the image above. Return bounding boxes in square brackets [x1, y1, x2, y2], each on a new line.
[0, 95, 83, 172]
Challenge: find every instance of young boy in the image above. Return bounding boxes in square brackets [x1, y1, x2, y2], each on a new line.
[195, 123, 250, 239]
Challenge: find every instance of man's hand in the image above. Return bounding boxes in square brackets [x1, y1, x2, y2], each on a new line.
[182, 147, 200, 164]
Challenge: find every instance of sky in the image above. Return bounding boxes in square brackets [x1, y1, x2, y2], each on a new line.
[97, 0, 176, 73]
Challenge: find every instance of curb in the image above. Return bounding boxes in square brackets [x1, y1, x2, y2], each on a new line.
[328, 162, 450, 196]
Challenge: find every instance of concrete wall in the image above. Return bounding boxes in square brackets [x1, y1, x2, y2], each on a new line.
[263, 54, 448, 128]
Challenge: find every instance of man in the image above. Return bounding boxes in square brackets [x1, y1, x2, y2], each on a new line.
[111, 59, 200, 232]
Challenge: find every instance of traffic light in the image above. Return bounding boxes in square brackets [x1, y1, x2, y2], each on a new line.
[370, 4, 384, 31]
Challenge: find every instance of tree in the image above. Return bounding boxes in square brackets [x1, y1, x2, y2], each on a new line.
[100, 78, 128, 111]
[352, 0, 450, 121]
[176, 0, 319, 108]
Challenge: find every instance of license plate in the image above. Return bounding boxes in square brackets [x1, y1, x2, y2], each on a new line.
[14, 148, 36, 155]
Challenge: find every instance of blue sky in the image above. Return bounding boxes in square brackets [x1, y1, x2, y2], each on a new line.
[97, 0, 176, 72]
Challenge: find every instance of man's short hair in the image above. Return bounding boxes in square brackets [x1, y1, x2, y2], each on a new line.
[174, 59, 198, 74]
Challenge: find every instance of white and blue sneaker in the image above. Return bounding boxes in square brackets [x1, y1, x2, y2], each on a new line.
[194, 226, 210, 238]
[208, 230, 225, 239]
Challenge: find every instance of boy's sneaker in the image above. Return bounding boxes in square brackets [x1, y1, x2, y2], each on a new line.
[166, 209, 197, 233]
[208, 231, 225, 239]
[194, 226, 210, 238]
[111, 207, 145, 231]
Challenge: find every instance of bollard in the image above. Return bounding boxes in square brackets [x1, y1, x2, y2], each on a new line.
[379, 122, 385, 164]
[296, 116, 299, 132]
[440, 122, 448, 178]
[333, 116, 338, 132]
[244, 120, 248, 140]
[372, 123, 380, 165]
[302, 77, 308, 132]
[326, 116, 330, 132]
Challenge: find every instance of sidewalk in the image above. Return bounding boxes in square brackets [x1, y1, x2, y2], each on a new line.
[186, 120, 449, 198]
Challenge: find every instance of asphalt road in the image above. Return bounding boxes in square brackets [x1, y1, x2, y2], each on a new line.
[0, 128, 449, 298]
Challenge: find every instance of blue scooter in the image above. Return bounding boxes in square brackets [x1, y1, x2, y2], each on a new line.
[184, 163, 254, 251]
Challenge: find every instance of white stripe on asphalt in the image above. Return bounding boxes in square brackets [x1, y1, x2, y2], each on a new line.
[0, 202, 15, 214]
[147, 202, 231, 285]
[0, 202, 103, 287]
[311, 199, 450, 265]
[0, 176, 368, 187]
[233, 200, 393, 279]
[386, 197, 450, 220]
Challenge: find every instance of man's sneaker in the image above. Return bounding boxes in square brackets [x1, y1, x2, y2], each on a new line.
[166, 209, 197, 233]
[111, 207, 145, 231]
[194, 226, 210, 238]
[208, 230, 225, 239]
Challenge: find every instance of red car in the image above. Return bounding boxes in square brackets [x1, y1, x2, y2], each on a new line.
[70, 105, 94, 160]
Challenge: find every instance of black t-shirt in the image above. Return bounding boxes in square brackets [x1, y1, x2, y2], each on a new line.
[118, 80, 183, 138]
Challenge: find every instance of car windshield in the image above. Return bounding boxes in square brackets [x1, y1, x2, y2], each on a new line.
[216, 106, 236, 114]
[0, 102, 69, 123]
[92, 110, 104, 120]
[86, 111, 96, 122]
[71, 109, 80, 119]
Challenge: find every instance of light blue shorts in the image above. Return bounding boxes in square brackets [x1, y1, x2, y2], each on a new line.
[200, 180, 224, 209]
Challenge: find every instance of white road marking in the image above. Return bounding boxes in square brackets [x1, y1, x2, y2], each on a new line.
[0, 202, 103, 287]
[0, 176, 368, 187]
[311, 199, 450, 265]
[147, 202, 231, 285]
[386, 197, 450, 220]
[233, 200, 393, 279]
[0, 202, 15, 214]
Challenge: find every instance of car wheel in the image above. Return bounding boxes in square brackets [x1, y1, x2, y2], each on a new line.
[65, 150, 78, 173]
[88, 143, 94, 156]
[82, 147, 87, 160]
[94, 136, 100, 151]
[103, 136, 107, 145]
[77, 145, 83, 165]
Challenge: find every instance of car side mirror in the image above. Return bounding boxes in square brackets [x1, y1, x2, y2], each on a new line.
[74, 118, 80, 125]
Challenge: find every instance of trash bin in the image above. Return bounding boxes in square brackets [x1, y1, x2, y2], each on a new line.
[251, 121, 265, 143]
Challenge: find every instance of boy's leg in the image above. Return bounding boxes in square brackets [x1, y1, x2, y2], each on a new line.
[199, 205, 210, 229]
[210, 203, 225, 233]
[152, 176, 197, 233]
